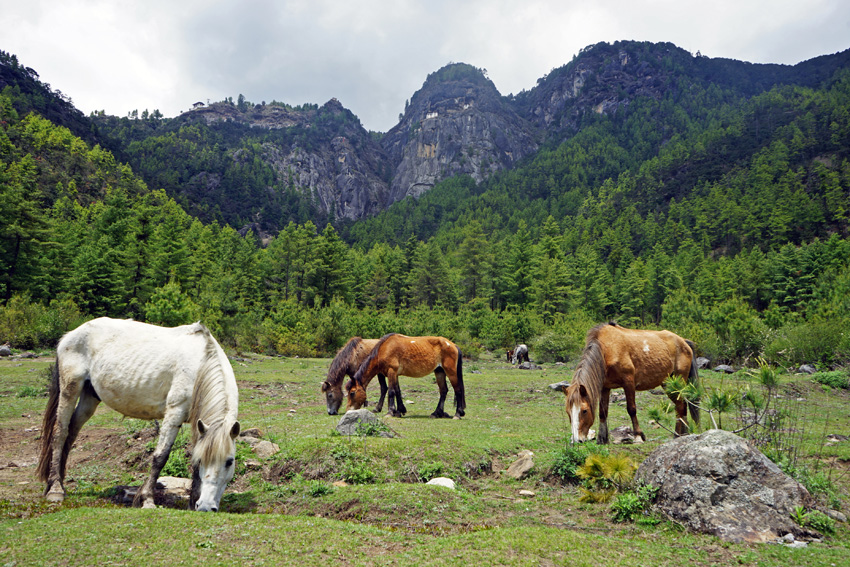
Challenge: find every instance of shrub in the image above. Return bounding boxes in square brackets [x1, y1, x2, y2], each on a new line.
[417, 461, 444, 482]
[811, 371, 849, 389]
[610, 484, 659, 523]
[550, 443, 609, 483]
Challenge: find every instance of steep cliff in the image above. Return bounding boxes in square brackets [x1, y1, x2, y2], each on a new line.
[183, 99, 390, 222]
[382, 63, 539, 202]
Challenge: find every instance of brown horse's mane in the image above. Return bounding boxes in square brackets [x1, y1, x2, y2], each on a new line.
[326, 337, 365, 387]
[353, 333, 397, 385]
[566, 322, 614, 412]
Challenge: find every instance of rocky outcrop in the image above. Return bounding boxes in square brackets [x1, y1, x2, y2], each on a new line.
[382, 63, 538, 202]
[636, 429, 819, 543]
[185, 99, 391, 222]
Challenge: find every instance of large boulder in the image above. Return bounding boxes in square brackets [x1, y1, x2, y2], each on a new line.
[635, 429, 818, 543]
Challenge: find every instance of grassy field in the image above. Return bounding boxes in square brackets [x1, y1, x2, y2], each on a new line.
[0, 351, 848, 566]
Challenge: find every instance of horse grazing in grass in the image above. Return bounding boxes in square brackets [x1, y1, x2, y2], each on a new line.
[564, 322, 699, 444]
[347, 333, 465, 419]
[512, 344, 529, 364]
[38, 318, 240, 511]
[321, 337, 388, 415]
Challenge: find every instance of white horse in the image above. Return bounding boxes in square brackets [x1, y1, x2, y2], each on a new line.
[512, 344, 529, 364]
[38, 318, 240, 512]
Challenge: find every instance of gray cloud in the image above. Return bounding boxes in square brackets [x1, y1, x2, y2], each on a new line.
[2, 0, 848, 131]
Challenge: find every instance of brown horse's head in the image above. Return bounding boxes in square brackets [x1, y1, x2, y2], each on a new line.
[564, 383, 595, 443]
[346, 381, 368, 411]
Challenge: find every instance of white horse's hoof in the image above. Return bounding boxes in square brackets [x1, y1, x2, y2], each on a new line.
[141, 500, 157, 509]
[45, 489, 65, 503]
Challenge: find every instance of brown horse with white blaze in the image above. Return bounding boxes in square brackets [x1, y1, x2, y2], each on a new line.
[564, 322, 700, 444]
[320, 337, 388, 415]
[347, 333, 465, 418]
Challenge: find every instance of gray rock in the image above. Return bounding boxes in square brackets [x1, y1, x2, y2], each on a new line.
[548, 381, 570, 392]
[798, 364, 817, 375]
[426, 477, 456, 489]
[610, 426, 643, 444]
[505, 450, 534, 480]
[696, 357, 710, 369]
[0, 344, 11, 357]
[713, 364, 735, 374]
[253, 440, 280, 459]
[336, 408, 395, 437]
[157, 476, 192, 496]
[240, 428, 263, 439]
[825, 509, 847, 522]
[636, 429, 819, 543]
[518, 362, 542, 370]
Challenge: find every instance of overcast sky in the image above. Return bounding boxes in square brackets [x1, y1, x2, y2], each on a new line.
[2, 0, 849, 132]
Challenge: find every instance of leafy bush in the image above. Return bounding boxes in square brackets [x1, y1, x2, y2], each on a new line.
[790, 506, 836, 535]
[811, 371, 849, 389]
[610, 485, 659, 523]
[765, 320, 847, 367]
[550, 443, 609, 483]
[417, 461, 444, 482]
[0, 294, 86, 349]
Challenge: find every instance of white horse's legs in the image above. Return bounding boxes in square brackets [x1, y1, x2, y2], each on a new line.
[45, 379, 84, 502]
[136, 411, 185, 508]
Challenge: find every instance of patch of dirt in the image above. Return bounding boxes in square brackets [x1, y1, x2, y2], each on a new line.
[0, 422, 141, 503]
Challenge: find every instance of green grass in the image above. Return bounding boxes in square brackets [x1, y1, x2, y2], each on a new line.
[1, 354, 848, 566]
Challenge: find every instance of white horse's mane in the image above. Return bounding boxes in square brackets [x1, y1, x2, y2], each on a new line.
[188, 325, 238, 465]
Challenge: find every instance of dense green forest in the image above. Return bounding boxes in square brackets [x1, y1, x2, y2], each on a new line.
[2, 46, 850, 368]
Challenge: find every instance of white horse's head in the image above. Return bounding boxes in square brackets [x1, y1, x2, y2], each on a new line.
[192, 418, 240, 512]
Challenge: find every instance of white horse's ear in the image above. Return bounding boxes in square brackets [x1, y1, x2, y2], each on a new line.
[197, 419, 208, 436]
[230, 421, 241, 439]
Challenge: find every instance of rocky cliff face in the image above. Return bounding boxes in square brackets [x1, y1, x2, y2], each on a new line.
[186, 99, 390, 221]
[382, 63, 539, 203]
[513, 41, 684, 135]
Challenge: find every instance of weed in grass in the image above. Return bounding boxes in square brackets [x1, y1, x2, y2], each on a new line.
[790, 506, 837, 535]
[160, 429, 191, 478]
[610, 484, 659, 523]
[343, 461, 377, 484]
[355, 420, 393, 437]
[417, 461, 444, 482]
[16, 385, 43, 397]
[576, 453, 638, 503]
[307, 480, 333, 497]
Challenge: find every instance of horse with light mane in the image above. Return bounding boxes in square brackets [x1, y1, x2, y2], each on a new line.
[321, 337, 388, 415]
[347, 333, 465, 418]
[37, 317, 240, 511]
[564, 322, 699, 444]
[512, 344, 529, 364]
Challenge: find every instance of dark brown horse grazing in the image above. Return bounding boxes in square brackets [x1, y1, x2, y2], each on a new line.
[347, 333, 465, 418]
[564, 322, 700, 444]
[321, 337, 388, 415]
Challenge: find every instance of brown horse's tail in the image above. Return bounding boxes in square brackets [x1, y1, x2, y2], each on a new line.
[455, 345, 466, 416]
[37, 360, 61, 483]
[685, 339, 701, 427]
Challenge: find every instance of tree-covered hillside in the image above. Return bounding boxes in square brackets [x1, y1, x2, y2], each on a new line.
[2, 43, 850, 369]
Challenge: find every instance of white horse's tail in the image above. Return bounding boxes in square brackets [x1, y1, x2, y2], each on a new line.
[37, 361, 61, 483]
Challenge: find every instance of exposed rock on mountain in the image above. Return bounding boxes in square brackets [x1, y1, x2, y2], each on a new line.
[382, 63, 539, 202]
[183, 98, 390, 222]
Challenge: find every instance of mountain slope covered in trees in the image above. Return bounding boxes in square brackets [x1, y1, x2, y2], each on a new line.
[1, 41, 850, 369]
